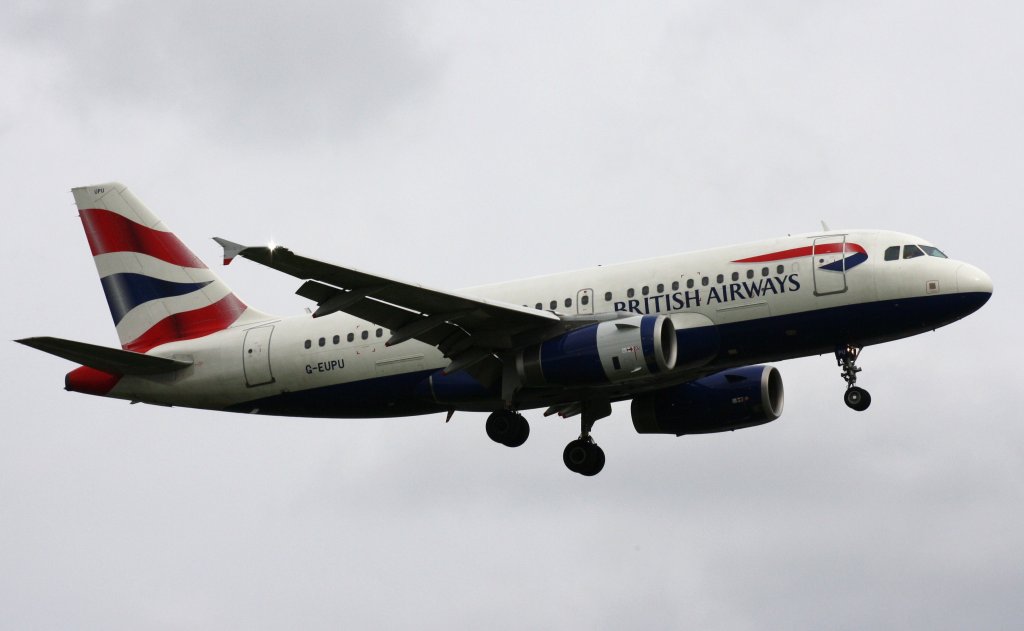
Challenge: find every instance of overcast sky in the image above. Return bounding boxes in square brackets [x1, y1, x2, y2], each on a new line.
[2, 1, 1020, 629]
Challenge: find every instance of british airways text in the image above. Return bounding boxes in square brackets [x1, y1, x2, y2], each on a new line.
[614, 273, 801, 314]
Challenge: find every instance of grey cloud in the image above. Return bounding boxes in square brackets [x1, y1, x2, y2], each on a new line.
[1, 1, 1021, 630]
[7, 0, 439, 145]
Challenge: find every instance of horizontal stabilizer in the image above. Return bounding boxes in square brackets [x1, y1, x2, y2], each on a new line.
[15, 336, 192, 375]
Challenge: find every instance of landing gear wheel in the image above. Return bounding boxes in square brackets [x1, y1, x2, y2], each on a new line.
[844, 386, 872, 412]
[486, 411, 530, 447]
[836, 345, 871, 412]
[505, 417, 530, 447]
[562, 400, 611, 476]
[563, 439, 605, 476]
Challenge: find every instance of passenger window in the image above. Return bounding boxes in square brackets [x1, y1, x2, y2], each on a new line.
[318, 337, 325, 347]
[776, 265, 784, 274]
[642, 286, 649, 296]
[604, 292, 612, 301]
[581, 294, 590, 305]
[333, 335, 340, 345]
[304, 339, 311, 349]
[565, 298, 572, 308]
[747, 270, 754, 279]
[731, 272, 739, 281]
[657, 283, 664, 293]
[904, 244, 924, 259]
[627, 288, 635, 298]
[701, 276, 709, 287]
[884, 246, 900, 261]
[671, 281, 679, 291]
[376, 328, 383, 338]
[761, 267, 769, 277]
[716, 274, 724, 284]
[361, 331, 369, 340]
[535, 302, 542, 310]
[550, 300, 557, 310]
[347, 333, 354, 342]
[686, 279, 694, 289]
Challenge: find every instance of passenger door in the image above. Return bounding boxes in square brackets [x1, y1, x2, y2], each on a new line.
[243, 325, 275, 387]
[812, 235, 849, 296]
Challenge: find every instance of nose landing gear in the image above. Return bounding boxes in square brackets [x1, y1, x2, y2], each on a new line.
[836, 345, 871, 411]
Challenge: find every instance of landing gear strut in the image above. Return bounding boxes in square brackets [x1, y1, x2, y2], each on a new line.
[486, 410, 530, 447]
[563, 400, 612, 476]
[836, 344, 871, 412]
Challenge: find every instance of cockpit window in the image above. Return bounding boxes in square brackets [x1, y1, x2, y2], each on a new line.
[884, 246, 900, 261]
[919, 245, 948, 258]
[903, 244, 925, 259]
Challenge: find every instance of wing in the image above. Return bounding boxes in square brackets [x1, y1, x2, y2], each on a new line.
[214, 239, 564, 377]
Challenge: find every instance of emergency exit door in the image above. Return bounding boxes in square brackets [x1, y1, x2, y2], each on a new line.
[576, 288, 594, 315]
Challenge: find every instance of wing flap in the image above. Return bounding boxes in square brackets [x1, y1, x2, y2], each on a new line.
[15, 336, 192, 375]
[216, 241, 558, 331]
[216, 240, 562, 361]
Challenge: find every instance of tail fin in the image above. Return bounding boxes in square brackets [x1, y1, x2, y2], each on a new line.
[73, 182, 268, 352]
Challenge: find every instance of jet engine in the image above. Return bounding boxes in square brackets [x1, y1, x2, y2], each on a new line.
[516, 315, 677, 387]
[631, 365, 784, 435]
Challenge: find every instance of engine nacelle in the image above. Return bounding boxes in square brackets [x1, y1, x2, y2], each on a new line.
[516, 315, 677, 387]
[631, 365, 784, 435]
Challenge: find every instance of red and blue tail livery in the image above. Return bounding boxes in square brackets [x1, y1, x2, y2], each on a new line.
[74, 184, 256, 353]
[16, 182, 992, 476]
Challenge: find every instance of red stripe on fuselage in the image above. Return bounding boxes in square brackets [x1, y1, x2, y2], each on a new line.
[732, 242, 867, 263]
[123, 294, 248, 353]
[80, 208, 207, 268]
[65, 365, 121, 396]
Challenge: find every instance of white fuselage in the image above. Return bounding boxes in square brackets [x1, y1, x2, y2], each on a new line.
[101, 229, 991, 417]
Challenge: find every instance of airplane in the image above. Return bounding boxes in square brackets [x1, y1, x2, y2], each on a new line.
[16, 183, 993, 476]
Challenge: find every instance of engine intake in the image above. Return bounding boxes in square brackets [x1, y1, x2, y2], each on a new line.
[516, 315, 677, 386]
[631, 365, 784, 435]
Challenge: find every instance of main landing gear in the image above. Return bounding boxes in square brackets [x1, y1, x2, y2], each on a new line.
[485, 410, 530, 448]
[563, 401, 612, 477]
[563, 438, 605, 477]
[836, 344, 871, 412]
[485, 401, 612, 476]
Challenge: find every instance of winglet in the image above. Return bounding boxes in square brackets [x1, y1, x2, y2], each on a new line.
[213, 237, 247, 266]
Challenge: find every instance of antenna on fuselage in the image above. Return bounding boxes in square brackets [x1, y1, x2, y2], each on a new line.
[821, 220, 831, 231]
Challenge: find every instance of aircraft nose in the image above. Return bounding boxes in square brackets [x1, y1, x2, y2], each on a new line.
[956, 263, 993, 295]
